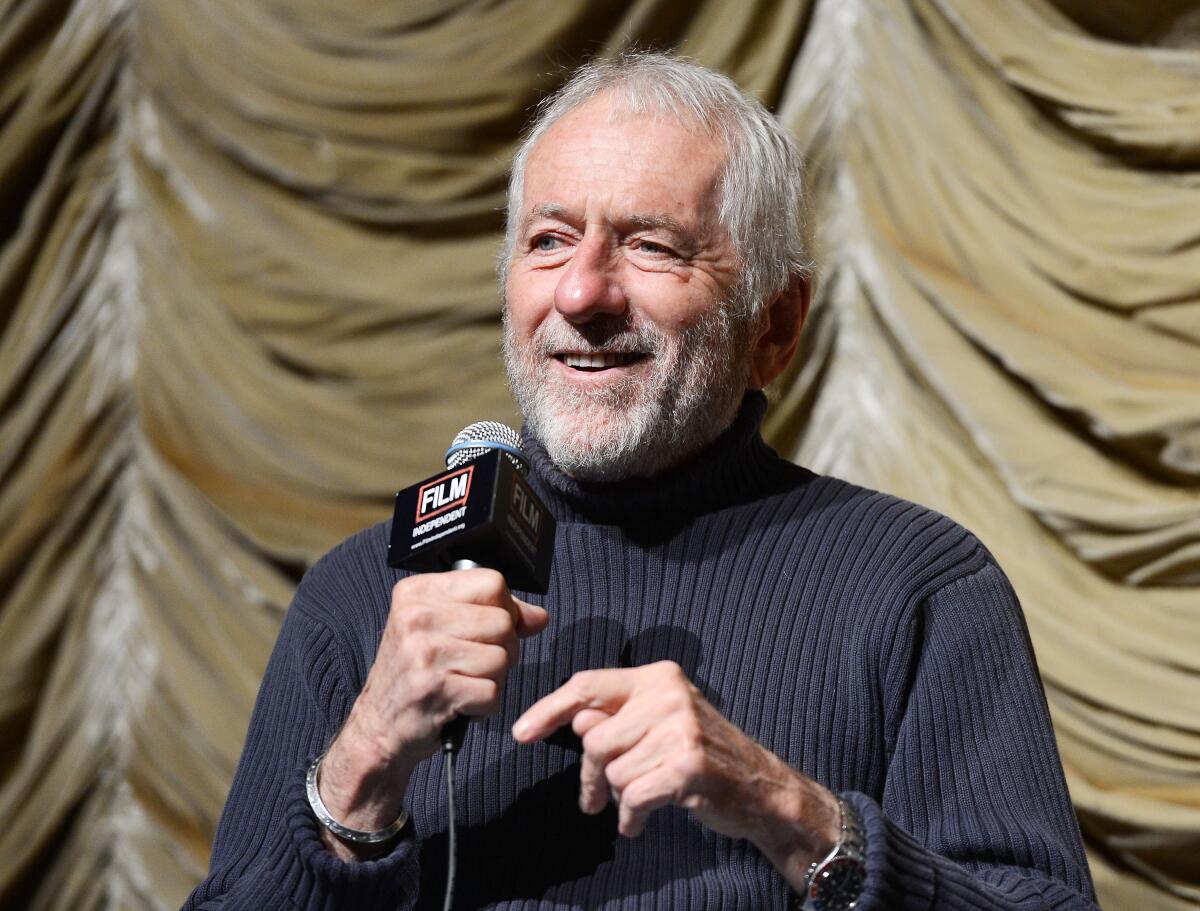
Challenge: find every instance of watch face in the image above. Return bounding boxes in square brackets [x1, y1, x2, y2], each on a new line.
[811, 856, 866, 910]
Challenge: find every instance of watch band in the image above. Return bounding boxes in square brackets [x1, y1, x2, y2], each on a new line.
[305, 754, 409, 845]
[793, 797, 868, 911]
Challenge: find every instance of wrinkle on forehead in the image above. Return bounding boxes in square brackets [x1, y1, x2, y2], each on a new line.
[520, 105, 730, 243]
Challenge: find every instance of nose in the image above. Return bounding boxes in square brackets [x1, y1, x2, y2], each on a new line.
[553, 232, 627, 324]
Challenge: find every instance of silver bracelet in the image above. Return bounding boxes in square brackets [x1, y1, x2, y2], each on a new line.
[305, 754, 409, 845]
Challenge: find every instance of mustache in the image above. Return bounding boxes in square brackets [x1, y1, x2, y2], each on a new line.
[530, 315, 665, 356]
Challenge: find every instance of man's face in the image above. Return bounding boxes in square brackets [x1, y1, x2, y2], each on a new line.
[503, 96, 756, 481]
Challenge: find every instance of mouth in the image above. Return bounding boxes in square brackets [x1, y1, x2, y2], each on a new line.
[554, 351, 648, 372]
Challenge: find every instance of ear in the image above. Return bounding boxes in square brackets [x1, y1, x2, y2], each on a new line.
[748, 272, 813, 389]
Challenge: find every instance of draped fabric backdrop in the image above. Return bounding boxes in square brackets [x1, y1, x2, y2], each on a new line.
[1, 1, 1197, 908]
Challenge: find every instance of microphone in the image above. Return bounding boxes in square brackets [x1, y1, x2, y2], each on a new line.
[387, 423, 555, 911]
[387, 422, 556, 750]
[387, 420, 554, 592]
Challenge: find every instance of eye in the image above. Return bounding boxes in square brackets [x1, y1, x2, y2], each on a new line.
[533, 234, 563, 252]
[633, 239, 675, 257]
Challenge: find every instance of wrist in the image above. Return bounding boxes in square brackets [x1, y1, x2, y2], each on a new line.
[748, 765, 841, 892]
[320, 716, 415, 833]
[307, 753, 409, 862]
[793, 797, 868, 911]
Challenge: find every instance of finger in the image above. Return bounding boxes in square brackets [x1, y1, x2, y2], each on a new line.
[417, 602, 515, 645]
[615, 765, 678, 838]
[570, 708, 610, 737]
[512, 669, 637, 742]
[602, 726, 675, 796]
[446, 673, 503, 719]
[392, 568, 509, 612]
[443, 567, 512, 606]
[578, 747, 611, 814]
[578, 720, 621, 814]
[434, 638, 510, 679]
[513, 597, 549, 637]
[572, 709, 612, 812]
[445, 571, 544, 647]
[392, 599, 519, 672]
[577, 711, 656, 815]
[440, 604, 521, 669]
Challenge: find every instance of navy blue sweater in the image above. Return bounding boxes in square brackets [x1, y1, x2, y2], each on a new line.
[185, 393, 1097, 910]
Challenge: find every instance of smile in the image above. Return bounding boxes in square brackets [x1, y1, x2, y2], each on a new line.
[555, 352, 646, 371]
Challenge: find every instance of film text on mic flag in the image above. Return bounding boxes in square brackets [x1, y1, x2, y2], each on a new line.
[387, 448, 554, 594]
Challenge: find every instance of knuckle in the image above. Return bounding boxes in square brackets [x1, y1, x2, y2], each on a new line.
[491, 608, 517, 639]
[581, 727, 608, 758]
[392, 573, 433, 603]
[604, 762, 630, 793]
[569, 669, 596, 690]
[472, 568, 508, 601]
[620, 780, 649, 810]
[570, 712, 592, 736]
[652, 660, 685, 682]
[410, 636, 440, 670]
[408, 668, 442, 706]
[674, 749, 707, 784]
[664, 690, 691, 716]
[484, 643, 511, 676]
[479, 678, 500, 704]
[391, 575, 419, 599]
[398, 603, 437, 633]
[474, 679, 502, 715]
[675, 712, 702, 743]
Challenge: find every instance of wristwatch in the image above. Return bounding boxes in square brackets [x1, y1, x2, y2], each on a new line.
[793, 798, 867, 911]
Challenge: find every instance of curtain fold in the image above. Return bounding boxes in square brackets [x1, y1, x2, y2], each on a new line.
[0, 1, 1194, 907]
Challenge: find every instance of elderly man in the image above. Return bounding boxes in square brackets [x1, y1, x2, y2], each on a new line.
[186, 55, 1097, 910]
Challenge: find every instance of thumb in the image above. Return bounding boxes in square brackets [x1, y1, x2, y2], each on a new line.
[514, 598, 549, 637]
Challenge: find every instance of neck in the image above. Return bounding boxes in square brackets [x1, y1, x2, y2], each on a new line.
[521, 391, 799, 525]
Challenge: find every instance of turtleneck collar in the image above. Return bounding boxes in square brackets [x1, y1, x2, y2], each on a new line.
[521, 391, 801, 526]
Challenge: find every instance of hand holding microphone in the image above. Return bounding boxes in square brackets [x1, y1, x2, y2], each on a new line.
[314, 423, 553, 863]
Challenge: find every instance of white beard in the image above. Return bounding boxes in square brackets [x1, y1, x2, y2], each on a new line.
[503, 296, 755, 482]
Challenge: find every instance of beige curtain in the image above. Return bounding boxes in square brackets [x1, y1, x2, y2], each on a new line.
[0, 1, 1196, 908]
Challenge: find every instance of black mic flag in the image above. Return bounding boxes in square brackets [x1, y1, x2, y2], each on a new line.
[387, 423, 555, 594]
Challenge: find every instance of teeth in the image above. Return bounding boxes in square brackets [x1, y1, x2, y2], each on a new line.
[561, 352, 640, 369]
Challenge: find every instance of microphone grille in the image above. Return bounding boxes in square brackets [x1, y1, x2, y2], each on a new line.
[446, 421, 528, 473]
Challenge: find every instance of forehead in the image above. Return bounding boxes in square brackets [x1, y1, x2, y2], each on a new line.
[521, 96, 728, 225]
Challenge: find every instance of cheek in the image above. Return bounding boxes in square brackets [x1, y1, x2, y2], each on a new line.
[504, 272, 552, 339]
[633, 287, 719, 336]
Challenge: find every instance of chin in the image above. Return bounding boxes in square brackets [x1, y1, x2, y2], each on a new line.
[507, 335, 751, 482]
[537, 402, 746, 484]
[528, 397, 669, 482]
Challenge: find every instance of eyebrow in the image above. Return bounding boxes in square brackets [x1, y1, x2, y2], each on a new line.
[621, 213, 690, 238]
[519, 203, 572, 238]
[519, 205, 692, 241]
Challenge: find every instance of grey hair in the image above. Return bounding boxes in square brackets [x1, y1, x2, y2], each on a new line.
[499, 52, 813, 319]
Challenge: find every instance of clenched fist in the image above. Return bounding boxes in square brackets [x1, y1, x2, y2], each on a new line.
[317, 569, 547, 859]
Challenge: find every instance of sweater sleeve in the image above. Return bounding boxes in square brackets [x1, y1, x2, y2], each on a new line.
[846, 560, 1098, 910]
[181, 551, 420, 911]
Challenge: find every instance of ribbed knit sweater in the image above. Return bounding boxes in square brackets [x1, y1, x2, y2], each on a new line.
[185, 393, 1097, 910]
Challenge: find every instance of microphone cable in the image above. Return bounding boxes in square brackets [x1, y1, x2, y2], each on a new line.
[440, 557, 476, 911]
[427, 426, 541, 911]
[441, 735, 459, 911]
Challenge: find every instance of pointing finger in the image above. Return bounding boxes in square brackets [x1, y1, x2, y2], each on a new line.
[512, 669, 637, 742]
